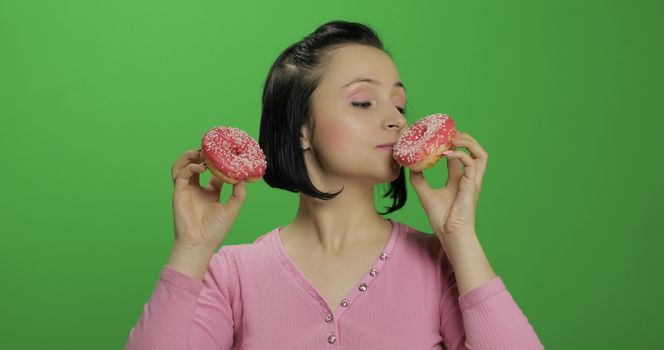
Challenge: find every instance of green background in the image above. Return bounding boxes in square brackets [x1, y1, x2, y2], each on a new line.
[1, 0, 662, 348]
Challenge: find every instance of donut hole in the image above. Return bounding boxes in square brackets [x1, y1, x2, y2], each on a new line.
[409, 125, 426, 141]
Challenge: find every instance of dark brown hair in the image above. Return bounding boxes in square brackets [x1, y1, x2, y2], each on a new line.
[258, 20, 407, 215]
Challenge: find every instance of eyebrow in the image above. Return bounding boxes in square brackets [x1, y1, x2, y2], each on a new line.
[341, 77, 406, 93]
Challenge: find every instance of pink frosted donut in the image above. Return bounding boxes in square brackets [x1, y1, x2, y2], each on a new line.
[393, 113, 459, 172]
[199, 126, 267, 184]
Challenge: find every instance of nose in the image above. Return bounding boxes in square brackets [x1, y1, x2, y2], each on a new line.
[384, 112, 407, 132]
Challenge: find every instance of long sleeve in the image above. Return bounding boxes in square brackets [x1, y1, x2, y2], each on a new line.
[438, 251, 544, 349]
[124, 247, 236, 350]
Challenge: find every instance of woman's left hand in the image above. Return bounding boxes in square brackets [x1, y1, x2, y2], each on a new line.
[409, 131, 488, 241]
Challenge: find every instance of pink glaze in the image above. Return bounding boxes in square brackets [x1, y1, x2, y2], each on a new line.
[200, 126, 267, 181]
[393, 113, 458, 166]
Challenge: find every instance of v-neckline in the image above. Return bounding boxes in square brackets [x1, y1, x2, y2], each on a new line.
[272, 219, 401, 317]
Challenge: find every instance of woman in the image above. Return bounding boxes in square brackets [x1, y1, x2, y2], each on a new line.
[125, 20, 544, 349]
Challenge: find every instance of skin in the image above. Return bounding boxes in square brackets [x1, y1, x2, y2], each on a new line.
[280, 43, 496, 297]
[167, 43, 495, 297]
[279, 43, 407, 257]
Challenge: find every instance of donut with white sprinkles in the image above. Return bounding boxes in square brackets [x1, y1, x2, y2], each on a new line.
[199, 126, 267, 184]
[393, 113, 459, 172]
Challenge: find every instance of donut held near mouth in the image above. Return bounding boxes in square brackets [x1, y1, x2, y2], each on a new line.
[199, 126, 267, 184]
[393, 113, 459, 172]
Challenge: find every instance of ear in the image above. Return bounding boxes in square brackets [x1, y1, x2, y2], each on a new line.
[300, 124, 312, 149]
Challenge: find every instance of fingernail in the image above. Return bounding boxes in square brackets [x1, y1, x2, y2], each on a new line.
[442, 150, 454, 155]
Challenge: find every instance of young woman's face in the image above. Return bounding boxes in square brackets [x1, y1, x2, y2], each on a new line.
[305, 44, 408, 185]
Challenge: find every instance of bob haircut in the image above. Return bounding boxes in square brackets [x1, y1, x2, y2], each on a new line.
[259, 20, 407, 216]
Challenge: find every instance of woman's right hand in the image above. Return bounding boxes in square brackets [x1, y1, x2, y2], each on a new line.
[170, 148, 247, 250]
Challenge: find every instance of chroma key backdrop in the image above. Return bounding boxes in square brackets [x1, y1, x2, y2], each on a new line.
[1, 0, 662, 349]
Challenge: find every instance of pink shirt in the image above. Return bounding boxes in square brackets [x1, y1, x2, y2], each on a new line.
[124, 219, 544, 349]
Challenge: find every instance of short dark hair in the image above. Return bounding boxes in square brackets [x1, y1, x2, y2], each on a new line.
[258, 20, 407, 216]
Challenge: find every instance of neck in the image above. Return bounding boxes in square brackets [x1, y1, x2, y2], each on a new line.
[283, 183, 392, 257]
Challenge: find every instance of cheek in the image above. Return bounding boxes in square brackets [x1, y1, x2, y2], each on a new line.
[326, 125, 351, 149]
[316, 117, 356, 151]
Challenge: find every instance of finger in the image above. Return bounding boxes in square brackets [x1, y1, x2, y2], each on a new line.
[225, 180, 247, 215]
[206, 175, 225, 193]
[451, 138, 487, 190]
[444, 149, 464, 189]
[457, 131, 481, 146]
[174, 162, 207, 191]
[171, 148, 203, 182]
[452, 137, 488, 160]
[442, 150, 477, 191]
[408, 169, 432, 204]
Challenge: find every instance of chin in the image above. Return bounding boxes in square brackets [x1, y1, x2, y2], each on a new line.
[379, 164, 402, 183]
[388, 169, 402, 182]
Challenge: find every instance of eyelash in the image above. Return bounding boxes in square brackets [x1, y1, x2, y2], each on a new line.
[352, 101, 406, 115]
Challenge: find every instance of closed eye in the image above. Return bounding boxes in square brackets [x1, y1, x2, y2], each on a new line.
[352, 101, 406, 115]
[352, 101, 372, 108]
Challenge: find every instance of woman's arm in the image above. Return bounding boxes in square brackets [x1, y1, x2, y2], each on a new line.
[123, 246, 236, 350]
[438, 234, 545, 350]
[441, 230, 496, 296]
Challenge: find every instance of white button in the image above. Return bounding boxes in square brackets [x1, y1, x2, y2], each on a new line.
[359, 282, 367, 291]
[327, 335, 337, 344]
[380, 252, 389, 260]
[325, 313, 333, 322]
[370, 268, 378, 276]
[340, 298, 349, 307]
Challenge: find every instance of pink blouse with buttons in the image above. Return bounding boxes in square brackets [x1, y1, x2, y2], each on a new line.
[124, 219, 544, 349]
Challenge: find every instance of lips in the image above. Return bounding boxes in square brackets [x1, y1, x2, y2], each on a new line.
[376, 143, 396, 148]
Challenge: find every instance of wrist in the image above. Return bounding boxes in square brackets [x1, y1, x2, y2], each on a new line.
[172, 239, 217, 254]
[438, 231, 497, 295]
[440, 232, 477, 264]
[167, 242, 217, 282]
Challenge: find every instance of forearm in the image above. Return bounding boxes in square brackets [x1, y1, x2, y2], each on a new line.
[439, 232, 545, 349]
[440, 231, 496, 296]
